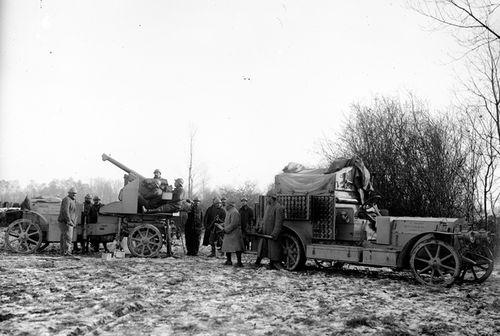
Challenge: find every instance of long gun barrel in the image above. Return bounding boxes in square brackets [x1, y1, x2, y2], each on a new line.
[101, 153, 145, 179]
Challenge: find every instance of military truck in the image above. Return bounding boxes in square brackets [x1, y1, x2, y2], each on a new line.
[247, 162, 494, 287]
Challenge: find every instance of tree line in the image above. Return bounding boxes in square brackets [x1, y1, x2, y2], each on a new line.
[0, 178, 262, 214]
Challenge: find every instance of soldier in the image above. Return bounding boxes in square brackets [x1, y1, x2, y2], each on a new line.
[149, 178, 185, 213]
[239, 197, 254, 250]
[221, 197, 227, 208]
[255, 191, 284, 270]
[88, 196, 103, 224]
[202, 197, 226, 257]
[75, 194, 92, 253]
[221, 199, 244, 267]
[88, 196, 108, 252]
[185, 197, 203, 256]
[58, 187, 78, 256]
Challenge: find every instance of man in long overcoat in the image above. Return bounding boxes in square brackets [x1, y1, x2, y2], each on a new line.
[185, 197, 203, 256]
[255, 191, 284, 269]
[221, 200, 244, 267]
[239, 197, 254, 250]
[202, 197, 226, 257]
[58, 187, 78, 256]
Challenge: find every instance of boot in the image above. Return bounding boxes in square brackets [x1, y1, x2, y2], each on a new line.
[235, 252, 243, 267]
[208, 245, 216, 257]
[224, 253, 233, 265]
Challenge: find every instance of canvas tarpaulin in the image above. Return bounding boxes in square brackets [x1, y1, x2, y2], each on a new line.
[275, 163, 335, 195]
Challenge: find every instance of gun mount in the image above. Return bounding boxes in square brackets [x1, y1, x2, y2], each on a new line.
[100, 153, 142, 214]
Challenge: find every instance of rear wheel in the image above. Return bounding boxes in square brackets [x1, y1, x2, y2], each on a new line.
[5, 219, 43, 253]
[127, 224, 163, 258]
[280, 232, 305, 271]
[410, 239, 461, 287]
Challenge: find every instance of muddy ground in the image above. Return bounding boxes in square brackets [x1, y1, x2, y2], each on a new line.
[0, 238, 499, 336]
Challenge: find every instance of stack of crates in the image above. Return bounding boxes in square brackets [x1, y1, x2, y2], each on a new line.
[311, 195, 336, 240]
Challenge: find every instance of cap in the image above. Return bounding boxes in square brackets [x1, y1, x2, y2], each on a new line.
[221, 197, 227, 201]
[85, 194, 92, 200]
[193, 197, 200, 202]
[175, 178, 184, 185]
[93, 196, 101, 201]
[227, 200, 236, 206]
[68, 187, 77, 194]
[213, 197, 221, 203]
[241, 197, 248, 202]
[154, 169, 161, 174]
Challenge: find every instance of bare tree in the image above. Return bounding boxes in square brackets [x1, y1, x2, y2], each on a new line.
[412, 0, 500, 223]
[187, 126, 197, 199]
[321, 95, 478, 218]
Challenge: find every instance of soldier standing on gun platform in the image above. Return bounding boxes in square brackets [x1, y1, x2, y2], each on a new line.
[185, 197, 203, 256]
[58, 187, 78, 256]
[254, 191, 284, 270]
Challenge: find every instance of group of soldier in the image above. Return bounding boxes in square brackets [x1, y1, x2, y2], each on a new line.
[57, 168, 286, 269]
[58, 188, 105, 256]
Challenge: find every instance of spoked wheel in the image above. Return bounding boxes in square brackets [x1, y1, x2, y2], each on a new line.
[127, 224, 163, 258]
[5, 219, 43, 253]
[280, 232, 305, 271]
[410, 239, 461, 287]
[314, 260, 345, 270]
[459, 246, 494, 283]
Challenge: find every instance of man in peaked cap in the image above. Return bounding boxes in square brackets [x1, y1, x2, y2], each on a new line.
[58, 187, 78, 256]
[255, 190, 284, 269]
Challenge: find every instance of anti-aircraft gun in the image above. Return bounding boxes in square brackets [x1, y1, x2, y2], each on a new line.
[98, 154, 179, 257]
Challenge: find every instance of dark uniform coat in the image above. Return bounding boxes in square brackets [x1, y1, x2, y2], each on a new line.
[239, 205, 254, 235]
[185, 203, 203, 254]
[257, 202, 284, 261]
[88, 203, 103, 224]
[221, 207, 244, 253]
[202, 204, 226, 246]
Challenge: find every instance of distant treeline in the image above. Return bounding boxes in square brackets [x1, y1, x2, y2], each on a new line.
[0, 178, 264, 213]
[0, 178, 123, 205]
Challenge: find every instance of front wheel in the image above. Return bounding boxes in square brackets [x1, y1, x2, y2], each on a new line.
[5, 219, 43, 253]
[410, 239, 461, 287]
[280, 232, 305, 271]
[459, 246, 494, 283]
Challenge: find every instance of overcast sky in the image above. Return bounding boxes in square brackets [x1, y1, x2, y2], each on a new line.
[0, 0, 461, 192]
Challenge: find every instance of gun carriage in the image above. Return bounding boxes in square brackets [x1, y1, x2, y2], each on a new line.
[247, 164, 495, 287]
[2, 154, 181, 258]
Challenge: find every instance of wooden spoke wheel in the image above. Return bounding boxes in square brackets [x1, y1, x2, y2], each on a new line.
[5, 219, 43, 253]
[127, 224, 163, 258]
[280, 232, 305, 271]
[410, 239, 461, 287]
[314, 260, 345, 270]
[459, 246, 494, 284]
